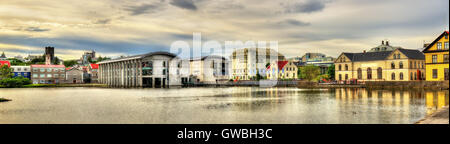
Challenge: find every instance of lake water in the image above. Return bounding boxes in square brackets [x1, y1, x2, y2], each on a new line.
[0, 87, 448, 124]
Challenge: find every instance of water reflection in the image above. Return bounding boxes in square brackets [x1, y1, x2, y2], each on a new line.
[335, 88, 448, 123]
[0, 87, 448, 124]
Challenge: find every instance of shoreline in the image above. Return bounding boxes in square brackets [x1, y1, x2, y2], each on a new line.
[0, 81, 448, 90]
[415, 106, 449, 124]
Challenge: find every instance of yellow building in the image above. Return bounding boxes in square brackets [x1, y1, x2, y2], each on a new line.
[335, 41, 425, 82]
[266, 60, 298, 80]
[422, 31, 449, 81]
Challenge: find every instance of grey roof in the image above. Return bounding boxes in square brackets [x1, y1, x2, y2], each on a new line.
[398, 48, 425, 59]
[98, 51, 178, 64]
[341, 48, 424, 62]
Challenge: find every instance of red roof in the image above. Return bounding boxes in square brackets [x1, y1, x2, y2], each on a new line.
[0, 61, 10, 67]
[90, 63, 99, 69]
[31, 64, 65, 68]
[276, 61, 289, 70]
[266, 61, 289, 70]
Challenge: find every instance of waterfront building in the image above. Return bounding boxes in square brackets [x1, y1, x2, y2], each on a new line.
[266, 60, 298, 80]
[65, 67, 84, 83]
[11, 66, 31, 79]
[422, 31, 449, 81]
[291, 53, 335, 75]
[231, 48, 285, 80]
[335, 41, 425, 82]
[30, 64, 66, 84]
[189, 55, 230, 84]
[88, 63, 99, 83]
[98, 51, 190, 87]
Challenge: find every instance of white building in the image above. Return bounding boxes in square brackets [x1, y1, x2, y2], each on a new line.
[189, 55, 230, 84]
[230, 48, 285, 80]
[98, 51, 190, 88]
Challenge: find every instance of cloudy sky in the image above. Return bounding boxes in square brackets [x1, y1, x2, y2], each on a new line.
[0, 0, 448, 60]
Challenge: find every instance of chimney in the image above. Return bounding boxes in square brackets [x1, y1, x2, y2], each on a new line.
[382, 40, 384, 45]
[386, 41, 389, 46]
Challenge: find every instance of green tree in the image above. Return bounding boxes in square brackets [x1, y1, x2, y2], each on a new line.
[53, 57, 60, 65]
[299, 65, 321, 81]
[0, 76, 31, 87]
[0, 65, 13, 79]
[327, 64, 335, 80]
[30, 55, 45, 64]
[63, 60, 78, 67]
[7, 58, 27, 66]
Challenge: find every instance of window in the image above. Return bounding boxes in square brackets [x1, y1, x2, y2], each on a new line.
[339, 74, 342, 81]
[391, 73, 395, 80]
[400, 72, 403, 80]
[414, 72, 417, 80]
[54, 74, 58, 78]
[377, 67, 382, 79]
[357, 68, 362, 79]
[345, 74, 348, 80]
[33, 68, 38, 72]
[367, 68, 372, 79]
[409, 61, 412, 69]
[444, 54, 449, 62]
[17, 68, 21, 71]
[445, 42, 449, 50]
[432, 55, 437, 63]
[345, 64, 348, 71]
[162, 69, 166, 75]
[47, 68, 52, 72]
[393, 54, 396, 59]
[414, 61, 416, 69]
[399, 61, 403, 68]
[410, 72, 413, 80]
[437, 42, 442, 50]
[397, 54, 401, 59]
[47, 74, 52, 78]
[24, 73, 28, 76]
[40, 68, 45, 72]
[162, 61, 166, 67]
[40, 74, 45, 78]
[391, 62, 395, 69]
[432, 69, 438, 78]
[61, 74, 65, 78]
[445, 68, 449, 80]
[338, 65, 341, 71]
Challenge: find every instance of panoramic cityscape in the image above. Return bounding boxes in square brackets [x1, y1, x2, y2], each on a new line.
[0, 0, 448, 125]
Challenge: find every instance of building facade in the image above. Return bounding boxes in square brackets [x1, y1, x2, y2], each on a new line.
[11, 66, 31, 79]
[30, 64, 66, 84]
[231, 48, 285, 80]
[266, 60, 298, 80]
[189, 55, 230, 84]
[423, 31, 449, 81]
[88, 63, 99, 83]
[98, 51, 190, 87]
[335, 42, 425, 82]
[65, 67, 84, 83]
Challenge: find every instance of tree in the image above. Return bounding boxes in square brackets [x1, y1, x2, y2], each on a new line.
[53, 57, 61, 65]
[0, 76, 31, 87]
[7, 58, 27, 66]
[327, 64, 335, 80]
[299, 65, 321, 81]
[0, 65, 13, 79]
[63, 60, 78, 67]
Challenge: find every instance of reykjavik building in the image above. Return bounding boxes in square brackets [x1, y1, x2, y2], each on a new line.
[97, 51, 190, 88]
[334, 41, 425, 82]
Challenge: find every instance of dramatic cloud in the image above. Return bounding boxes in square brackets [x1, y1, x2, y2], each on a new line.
[0, 0, 448, 60]
[24, 27, 50, 32]
[284, 0, 328, 13]
[124, 3, 162, 15]
[279, 19, 311, 27]
[170, 0, 197, 10]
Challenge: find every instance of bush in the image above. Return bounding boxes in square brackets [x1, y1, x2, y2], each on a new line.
[0, 76, 31, 88]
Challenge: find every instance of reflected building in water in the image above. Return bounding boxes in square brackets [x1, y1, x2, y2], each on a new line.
[335, 88, 449, 122]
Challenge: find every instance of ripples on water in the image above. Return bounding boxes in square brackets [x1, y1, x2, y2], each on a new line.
[0, 87, 448, 124]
